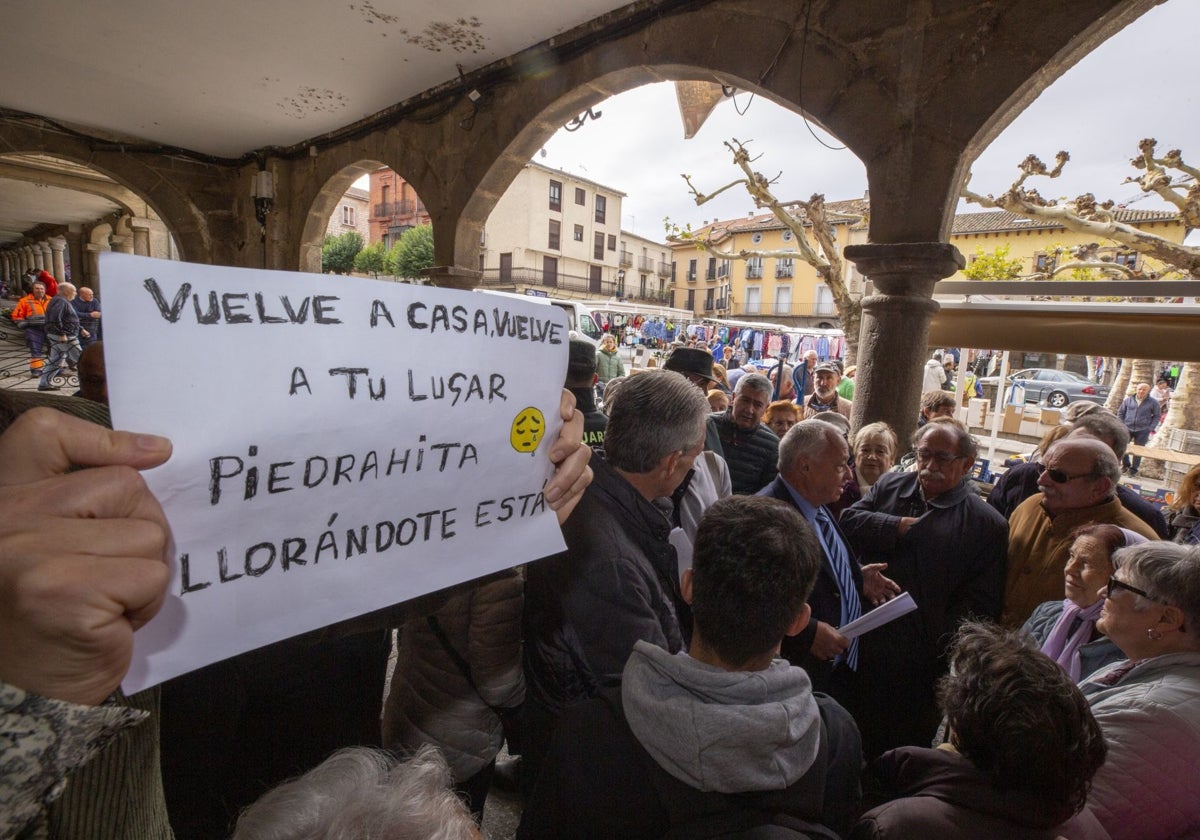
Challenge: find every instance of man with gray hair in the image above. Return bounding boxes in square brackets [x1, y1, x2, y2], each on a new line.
[989, 409, 1167, 537]
[1003, 436, 1158, 627]
[523, 369, 712, 788]
[840, 418, 1008, 756]
[758, 419, 898, 703]
[1116, 382, 1159, 477]
[38, 282, 82, 392]
[710, 372, 780, 494]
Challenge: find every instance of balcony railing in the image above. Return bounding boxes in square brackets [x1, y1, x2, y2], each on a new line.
[619, 250, 633, 267]
[723, 301, 841, 319]
[746, 265, 764, 279]
[477, 267, 670, 303]
[686, 271, 697, 283]
[638, 257, 655, 272]
[705, 268, 717, 280]
[656, 260, 672, 278]
[373, 199, 420, 218]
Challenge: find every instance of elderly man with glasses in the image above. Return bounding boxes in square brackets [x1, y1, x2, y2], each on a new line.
[1001, 436, 1157, 629]
[839, 418, 1008, 757]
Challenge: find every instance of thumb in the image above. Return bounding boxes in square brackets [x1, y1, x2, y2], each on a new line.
[0, 408, 171, 486]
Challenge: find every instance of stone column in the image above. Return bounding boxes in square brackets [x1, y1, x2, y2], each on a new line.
[65, 231, 85, 286]
[130, 218, 153, 256]
[49, 237, 67, 281]
[844, 243, 964, 445]
[39, 241, 54, 274]
[22, 245, 36, 275]
[110, 234, 134, 255]
[86, 243, 107, 288]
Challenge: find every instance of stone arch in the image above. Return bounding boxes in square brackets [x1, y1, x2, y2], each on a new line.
[952, 0, 1163, 216]
[453, 62, 862, 274]
[424, 0, 1157, 271]
[0, 118, 227, 264]
[296, 159, 389, 274]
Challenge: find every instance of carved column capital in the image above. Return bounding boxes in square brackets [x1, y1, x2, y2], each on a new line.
[844, 242, 965, 445]
[844, 243, 964, 297]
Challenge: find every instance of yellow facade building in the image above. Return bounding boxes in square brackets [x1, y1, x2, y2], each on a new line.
[668, 198, 870, 324]
[949, 208, 1183, 280]
[669, 203, 1182, 322]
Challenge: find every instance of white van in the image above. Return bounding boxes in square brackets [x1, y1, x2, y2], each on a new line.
[476, 290, 602, 347]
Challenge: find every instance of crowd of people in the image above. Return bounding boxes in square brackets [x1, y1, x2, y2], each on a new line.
[3, 335, 1200, 840]
[8, 267, 102, 390]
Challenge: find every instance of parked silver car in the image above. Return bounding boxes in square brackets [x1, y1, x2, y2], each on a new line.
[977, 368, 1109, 408]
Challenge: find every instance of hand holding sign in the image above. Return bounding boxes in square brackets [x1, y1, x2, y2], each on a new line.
[101, 253, 572, 691]
[547, 390, 591, 524]
[0, 408, 173, 705]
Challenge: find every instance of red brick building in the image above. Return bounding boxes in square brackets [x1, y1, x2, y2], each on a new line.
[368, 168, 431, 247]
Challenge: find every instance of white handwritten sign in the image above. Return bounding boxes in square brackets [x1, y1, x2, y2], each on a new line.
[101, 253, 569, 692]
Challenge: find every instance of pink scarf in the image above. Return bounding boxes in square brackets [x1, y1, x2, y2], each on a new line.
[1040, 598, 1105, 682]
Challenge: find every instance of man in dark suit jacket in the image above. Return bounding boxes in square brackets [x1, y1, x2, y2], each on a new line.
[757, 419, 898, 702]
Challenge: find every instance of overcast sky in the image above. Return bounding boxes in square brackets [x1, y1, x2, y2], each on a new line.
[531, 1, 1197, 241]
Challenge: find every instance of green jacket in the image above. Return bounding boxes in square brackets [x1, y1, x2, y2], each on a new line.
[596, 348, 625, 382]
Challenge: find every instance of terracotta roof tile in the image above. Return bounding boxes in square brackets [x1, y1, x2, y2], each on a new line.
[951, 208, 1178, 235]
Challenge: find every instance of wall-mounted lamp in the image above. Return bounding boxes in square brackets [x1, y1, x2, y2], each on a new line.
[252, 169, 275, 229]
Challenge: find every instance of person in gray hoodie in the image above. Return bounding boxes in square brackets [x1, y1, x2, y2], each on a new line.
[517, 495, 862, 839]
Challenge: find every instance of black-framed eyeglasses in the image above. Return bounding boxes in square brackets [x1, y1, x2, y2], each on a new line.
[915, 448, 963, 464]
[1038, 464, 1100, 484]
[1106, 577, 1165, 604]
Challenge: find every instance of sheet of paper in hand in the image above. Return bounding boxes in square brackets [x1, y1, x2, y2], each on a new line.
[101, 253, 569, 693]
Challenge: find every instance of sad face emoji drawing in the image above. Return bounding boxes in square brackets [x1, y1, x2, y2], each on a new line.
[510, 407, 545, 454]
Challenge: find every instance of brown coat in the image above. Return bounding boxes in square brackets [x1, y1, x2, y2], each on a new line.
[1002, 495, 1156, 627]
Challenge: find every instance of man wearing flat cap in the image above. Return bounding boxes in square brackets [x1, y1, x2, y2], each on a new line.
[803, 363, 853, 421]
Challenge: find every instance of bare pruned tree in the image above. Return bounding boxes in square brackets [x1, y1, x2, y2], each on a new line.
[964, 139, 1200, 464]
[667, 139, 867, 365]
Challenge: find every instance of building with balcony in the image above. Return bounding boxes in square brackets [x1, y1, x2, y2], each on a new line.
[668, 200, 1184, 325]
[368, 169, 432, 248]
[950, 208, 1183, 279]
[477, 161, 670, 303]
[668, 199, 870, 324]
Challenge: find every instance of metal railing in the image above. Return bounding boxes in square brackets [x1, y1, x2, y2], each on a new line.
[373, 199, 419, 218]
[477, 267, 671, 303]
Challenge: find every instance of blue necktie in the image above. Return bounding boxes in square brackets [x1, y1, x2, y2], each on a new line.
[816, 507, 861, 670]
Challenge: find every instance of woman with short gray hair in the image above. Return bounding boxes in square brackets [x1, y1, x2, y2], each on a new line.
[232, 745, 480, 840]
[1081, 541, 1200, 840]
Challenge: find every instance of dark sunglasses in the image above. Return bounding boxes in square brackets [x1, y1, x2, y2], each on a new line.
[1106, 577, 1165, 604]
[1038, 464, 1099, 484]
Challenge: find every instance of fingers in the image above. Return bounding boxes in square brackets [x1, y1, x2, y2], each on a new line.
[558, 388, 578, 423]
[546, 433, 592, 525]
[550, 408, 585, 463]
[546, 395, 592, 523]
[0, 408, 172, 486]
[3, 466, 173, 564]
[0, 551, 170, 705]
